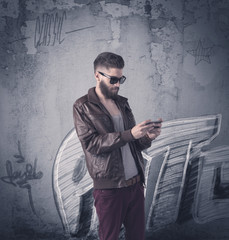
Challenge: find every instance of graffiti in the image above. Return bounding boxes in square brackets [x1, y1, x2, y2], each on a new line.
[34, 11, 95, 48]
[1, 159, 43, 188]
[13, 140, 25, 163]
[53, 132, 126, 239]
[53, 114, 229, 238]
[34, 11, 67, 47]
[1, 141, 43, 216]
[187, 40, 214, 65]
[214, 167, 229, 199]
[144, 114, 222, 231]
[193, 146, 229, 223]
[53, 130, 96, 237]
[65, 26, 95, 35]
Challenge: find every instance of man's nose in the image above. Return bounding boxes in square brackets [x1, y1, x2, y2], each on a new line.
[114, 81, 120, 87]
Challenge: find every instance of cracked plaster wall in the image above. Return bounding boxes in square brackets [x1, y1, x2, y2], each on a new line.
[0, 0, 229, 239]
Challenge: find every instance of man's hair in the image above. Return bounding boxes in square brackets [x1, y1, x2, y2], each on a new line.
[93, 52, 125, 72]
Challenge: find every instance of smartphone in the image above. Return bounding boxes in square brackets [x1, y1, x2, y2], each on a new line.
[145, 120, 162, 125]
[145, 121, 162, 129]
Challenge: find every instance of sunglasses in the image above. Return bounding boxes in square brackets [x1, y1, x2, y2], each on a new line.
[98, 71, 126, 84]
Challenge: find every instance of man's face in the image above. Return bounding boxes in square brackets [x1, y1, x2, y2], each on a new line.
[96, 68, 123, 100]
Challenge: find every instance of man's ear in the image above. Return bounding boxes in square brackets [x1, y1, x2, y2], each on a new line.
[95, 71, 100, 82]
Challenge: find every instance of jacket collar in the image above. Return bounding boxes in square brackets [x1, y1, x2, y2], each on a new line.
[88, 87, 128, 107]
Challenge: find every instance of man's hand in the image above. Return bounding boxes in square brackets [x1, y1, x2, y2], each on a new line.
[131, 120, 156, 139]
[146, 118, 162, 140]
[131, 118, 163, 140]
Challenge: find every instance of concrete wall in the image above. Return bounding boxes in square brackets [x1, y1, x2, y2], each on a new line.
[0, 0, 228, 239]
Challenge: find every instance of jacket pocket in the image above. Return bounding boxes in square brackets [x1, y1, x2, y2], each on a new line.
[91, 153, 108, 178]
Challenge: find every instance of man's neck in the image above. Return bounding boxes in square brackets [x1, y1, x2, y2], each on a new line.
[95, 86, 121, 116]
[95, 86, 114, 104]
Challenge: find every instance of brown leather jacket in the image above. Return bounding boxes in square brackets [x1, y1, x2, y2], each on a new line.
[73, 87, 152, 189]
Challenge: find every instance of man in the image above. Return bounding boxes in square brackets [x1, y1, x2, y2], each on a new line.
[73, 52, 162, 240]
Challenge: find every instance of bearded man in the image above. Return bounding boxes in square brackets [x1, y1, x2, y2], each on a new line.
[73, 52, 162, 240]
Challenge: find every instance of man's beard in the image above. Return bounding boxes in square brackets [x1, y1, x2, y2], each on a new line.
[100, 81, 119, 100]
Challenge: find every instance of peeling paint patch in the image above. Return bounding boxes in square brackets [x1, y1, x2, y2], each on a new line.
[150, 42, 165, 75]
[25, 0, 85, 12]
[74, 0, 91, 4]
[0, 0, 19, 18]
[152, 0, 183, 19]
[150, 17, 167, 29]
[100, 2, 132, 17]
[89, 2, 103, 16]
[109, 19, 121, 48]
[105, 0, 130, 6]
[144, 0, 152, 16]
[22, 21, 36, 54]
[150, 20, 182, 87]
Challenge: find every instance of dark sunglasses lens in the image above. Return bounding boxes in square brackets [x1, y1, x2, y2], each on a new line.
[119, 76, 126, 84]
[110, 77, 119, 84]
[110, 76, 126, 84]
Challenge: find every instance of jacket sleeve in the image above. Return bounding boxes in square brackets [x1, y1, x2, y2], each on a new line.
[73, 103, 135, 155]
[135, 135, 152, 151]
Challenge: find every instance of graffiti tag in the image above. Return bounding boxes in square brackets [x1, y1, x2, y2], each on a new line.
[1, 141, 43, 216]
[1, 159, 43, 188]
[34, 11, 66, 47]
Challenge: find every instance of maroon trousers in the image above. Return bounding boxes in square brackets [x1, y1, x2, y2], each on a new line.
[93, 182, 145, 240]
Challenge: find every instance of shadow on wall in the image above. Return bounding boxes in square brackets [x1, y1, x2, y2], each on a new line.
[53, 114, 229, 239]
